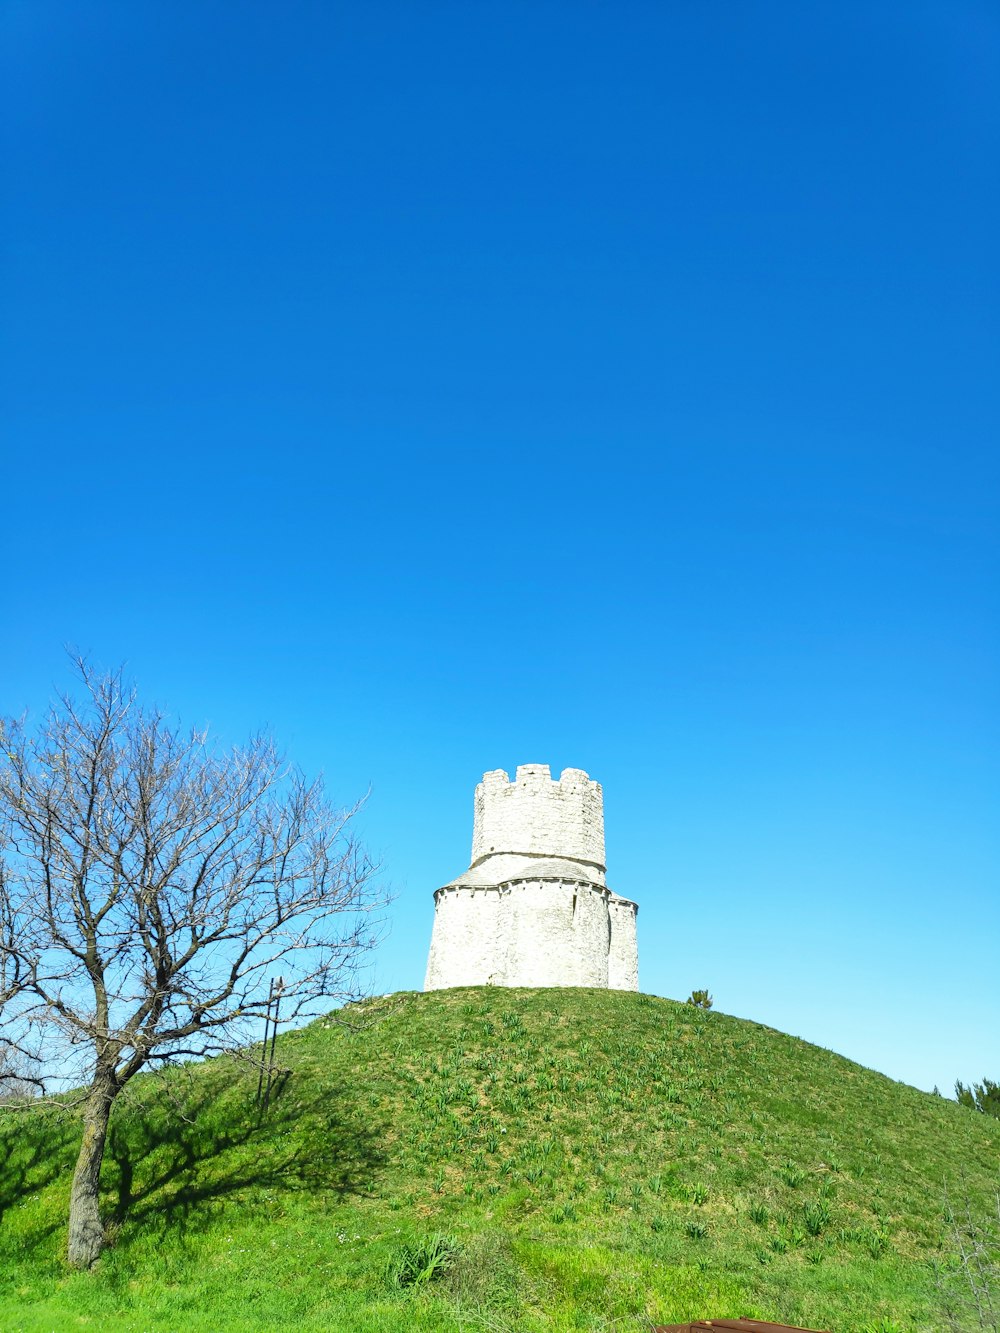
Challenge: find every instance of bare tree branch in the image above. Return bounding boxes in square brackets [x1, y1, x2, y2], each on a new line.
[0, 658, 388, 1265]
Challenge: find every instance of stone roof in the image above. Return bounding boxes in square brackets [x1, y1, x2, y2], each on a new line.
[444, 855, 604, 889]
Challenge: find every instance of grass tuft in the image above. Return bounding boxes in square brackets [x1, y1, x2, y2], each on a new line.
[386, 1233, 459, 1288]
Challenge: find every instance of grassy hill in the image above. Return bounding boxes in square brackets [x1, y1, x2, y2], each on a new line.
[1, 987, 997, 1332]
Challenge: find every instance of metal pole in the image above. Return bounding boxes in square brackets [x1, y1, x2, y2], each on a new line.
[255, 978, 275, 1110]
[262, 976, 283, 1117]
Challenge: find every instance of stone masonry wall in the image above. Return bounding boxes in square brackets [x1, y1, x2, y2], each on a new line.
[424, 879, 614, 989]
[471, 765, 605, 869]
[607, 896, 639, 991]
[423, 886, 503, 989]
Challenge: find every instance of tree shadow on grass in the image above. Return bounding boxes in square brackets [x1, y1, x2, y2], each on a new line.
[0, 1106, 78, 1218]
[104, 1069, 387, 1236]
[0, 1106, 81, 1257]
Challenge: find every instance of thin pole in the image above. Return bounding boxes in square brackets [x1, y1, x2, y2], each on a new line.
[255, 978, 275, 1109]
[262, 976, 283, 1118]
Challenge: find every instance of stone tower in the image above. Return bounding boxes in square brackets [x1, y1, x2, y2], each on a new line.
[424, 764, 638, 991]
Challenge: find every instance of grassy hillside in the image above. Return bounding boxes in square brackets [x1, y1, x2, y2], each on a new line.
[1, 987, 997, 1332]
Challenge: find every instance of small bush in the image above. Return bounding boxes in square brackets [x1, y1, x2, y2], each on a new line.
[687, 989, 714, 1010]
[386, 1233, 459, 1289]
[804, 1199, 831, 1236]
[781, 1161, 806, 1188]
[955, 1078, 1000, 1120]
[935, 1184, 999, 1331]
[866, 1229, 890, 1260]
[749, 1202, 769, 1226]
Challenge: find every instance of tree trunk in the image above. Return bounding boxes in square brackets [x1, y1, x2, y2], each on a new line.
[67, 1072, 116, 1268]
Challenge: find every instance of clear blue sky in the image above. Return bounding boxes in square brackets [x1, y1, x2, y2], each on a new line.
[2, 2, 997, 1095]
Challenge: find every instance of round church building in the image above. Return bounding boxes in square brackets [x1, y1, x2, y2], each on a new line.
[424, 764, 638, 991]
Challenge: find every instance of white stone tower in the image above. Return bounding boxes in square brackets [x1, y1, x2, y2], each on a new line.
[424, 764, 638, 991]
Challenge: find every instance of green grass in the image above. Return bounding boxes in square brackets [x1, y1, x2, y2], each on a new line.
[1, 987, 997, 1331]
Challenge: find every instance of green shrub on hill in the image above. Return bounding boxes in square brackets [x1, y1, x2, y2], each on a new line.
[956, 1077, 1000, 1120]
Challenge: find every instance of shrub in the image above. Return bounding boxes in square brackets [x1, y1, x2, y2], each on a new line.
[934, 1183, 1000, 1331]
[804, 1199, 831, 1236]
[781, 1161, 806, 1188]
[386, 1234, 459, 1288]
[956, 1079, 1000, 1120]
[866, 1229, 890, 1260]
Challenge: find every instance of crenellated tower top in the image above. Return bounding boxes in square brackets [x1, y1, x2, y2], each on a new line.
[470, 764, 605, 870]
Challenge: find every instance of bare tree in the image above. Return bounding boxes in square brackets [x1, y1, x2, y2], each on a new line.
[936, 1182, 1000, 1331]
[0, 877, 44, 1097]
[0, 661, 386, 1268]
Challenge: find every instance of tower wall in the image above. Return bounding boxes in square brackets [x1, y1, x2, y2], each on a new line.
[424, 879, 616, 990]
[424, 886, 503, 990]
[607, 895, 639, 991]
[501, 880, 611, 987]
[471, 765, 605, 869]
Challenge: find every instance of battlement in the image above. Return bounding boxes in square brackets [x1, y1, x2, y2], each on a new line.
[481, 764, 595, 788]
[471, 764, 605, 869]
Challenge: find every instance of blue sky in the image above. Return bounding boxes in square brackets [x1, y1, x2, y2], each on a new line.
[2, 1, 997, 1095]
